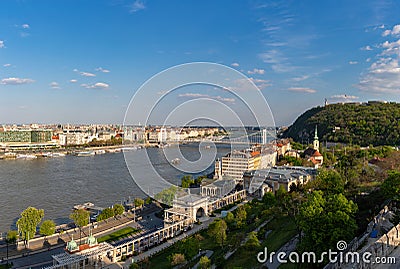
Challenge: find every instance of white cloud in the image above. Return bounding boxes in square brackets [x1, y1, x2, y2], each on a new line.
[80, 71, 96, 77]
[226, 77, 270, 91]
[70, 79, 77, 83]
[0, 40, 4, 48]
[95, 67, 110, 73]
[130, 0, 146, 13]
[3, 63, 11, 67]
[361, 45, 373, 51]
[349, 61, 358, 65]
[292, 75, 310, 82]
[81, 82, 109, 89]
[357, 37, 400, 93]
[382, 24, 400, 37]
[1, 77, 34, 85]
[259, 50, 294, 73]
[22, 24, 30, 29]
[50, 82, 60, 89]
[330, 94, 359, 100]
[73, 68, 79, 72]
[287, 87, 316, 93]
[178, 93, 235, 103]
[231, 62, 239, 67]
[247, 68, 265, 75]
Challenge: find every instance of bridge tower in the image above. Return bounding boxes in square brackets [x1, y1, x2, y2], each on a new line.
[262, 129, 268, 144]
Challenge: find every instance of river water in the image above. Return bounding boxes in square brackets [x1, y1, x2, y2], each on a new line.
[0, 143, 233, 233]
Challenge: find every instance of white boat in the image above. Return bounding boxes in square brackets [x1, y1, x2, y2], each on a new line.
[42, 152, 66, 157]
[171, 158, 180, 164]
[75, 151, 95, 157]
[16, 154, 37, 159]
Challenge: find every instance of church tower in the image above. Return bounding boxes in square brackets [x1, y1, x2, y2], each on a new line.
[313, 125, 319, 151]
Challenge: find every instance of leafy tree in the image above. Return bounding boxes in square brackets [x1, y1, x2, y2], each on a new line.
[145, 197, 152, 204]
[199, 256, 211, 269]
[16, 207, 44, 246]
[297, 191, 358, 258]
[40, 219, 56, 238]
[312, 169, 345, 194]
[177, 237, 199, 260]
[129, 262, 140, 269]
[70, 209, 90, 245]
[181, 175, 195, 188]
[97, 207, 115, 221]
[154, 185, 179, 206]
[245, 231, 261, 249]
[208, 219, 227, 246]
[170, 253, 186, 266]
[5, 230, 18, 264]
[235, 205, 247, 228]
[113, 204, 125, 216]
[134, 198, 145, 208]
[381, 170, 400, 200]
[262, 192, 276, 208]
[224, 211, 235, 228]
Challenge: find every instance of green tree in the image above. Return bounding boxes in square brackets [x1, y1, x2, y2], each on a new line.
[208, 219, 227, 246]
[40, 219, 56, 239]
[97, 207, 115, 221]
[113, 204, 125, 216]
[129, 262, 139, 269]
[16, 207, 44, 246]
[312, 169, 345, 194]
[199, 256, 211, 269]
[145, 197, 152, 204]
[181, 175, 195, 188]
[154, 186, 178, 206]
[381, 170, 400, 200]
[262, 192, 276, 208]
[297, 191, 358, 258]
[170, 253, 186, 266]
[69, 209, 90, 245]
[235, 205, 247, 228]
[134, 198, 145, 208]
[245, 231, 261, 249]
[224, 211, 235, 228]
[5, 230, 18, 265]
[177, 237, 199, 260]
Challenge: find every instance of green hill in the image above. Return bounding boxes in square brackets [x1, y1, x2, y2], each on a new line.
[282, 101, 400, 146]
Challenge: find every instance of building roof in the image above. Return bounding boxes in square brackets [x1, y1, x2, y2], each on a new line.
[312, 150, 322, 157]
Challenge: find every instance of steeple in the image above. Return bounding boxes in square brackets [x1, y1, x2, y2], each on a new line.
[313, 125, 319, 151]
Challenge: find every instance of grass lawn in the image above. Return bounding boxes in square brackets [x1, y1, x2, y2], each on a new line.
[222, 215, 298, 269]
[97, 227, 140, 243]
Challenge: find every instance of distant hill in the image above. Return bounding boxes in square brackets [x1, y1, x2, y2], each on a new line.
[282, 101, 400, 146]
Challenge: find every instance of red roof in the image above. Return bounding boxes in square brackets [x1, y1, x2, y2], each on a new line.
[312, 150, 322, 157]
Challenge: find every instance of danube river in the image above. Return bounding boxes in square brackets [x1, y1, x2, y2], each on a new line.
[0, 143, 233, 233]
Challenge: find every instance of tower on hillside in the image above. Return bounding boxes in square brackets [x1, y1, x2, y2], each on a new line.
[313, 125, 319, 151]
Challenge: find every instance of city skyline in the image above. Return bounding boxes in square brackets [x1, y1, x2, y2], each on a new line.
[1, 1, 400, 125]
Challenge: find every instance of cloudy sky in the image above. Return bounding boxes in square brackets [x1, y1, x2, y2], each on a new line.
[1, 0, 400, 126]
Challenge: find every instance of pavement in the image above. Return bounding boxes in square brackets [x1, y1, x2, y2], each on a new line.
[0, 204, 163, 268]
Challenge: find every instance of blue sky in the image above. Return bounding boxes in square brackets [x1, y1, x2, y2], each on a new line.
[1, 0, 400, 126]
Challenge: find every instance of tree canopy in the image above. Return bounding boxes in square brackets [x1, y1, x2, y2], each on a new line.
[283, 102, 400, 146]
[208, 218, 227, 246]
[297, 191, 358, 257]
[16, 207, 44, 243]
[113, 204, 125, 216]
[380, 170, 400, 201]
[69, 209, 90, 228]
[40, 219, 56, 237]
